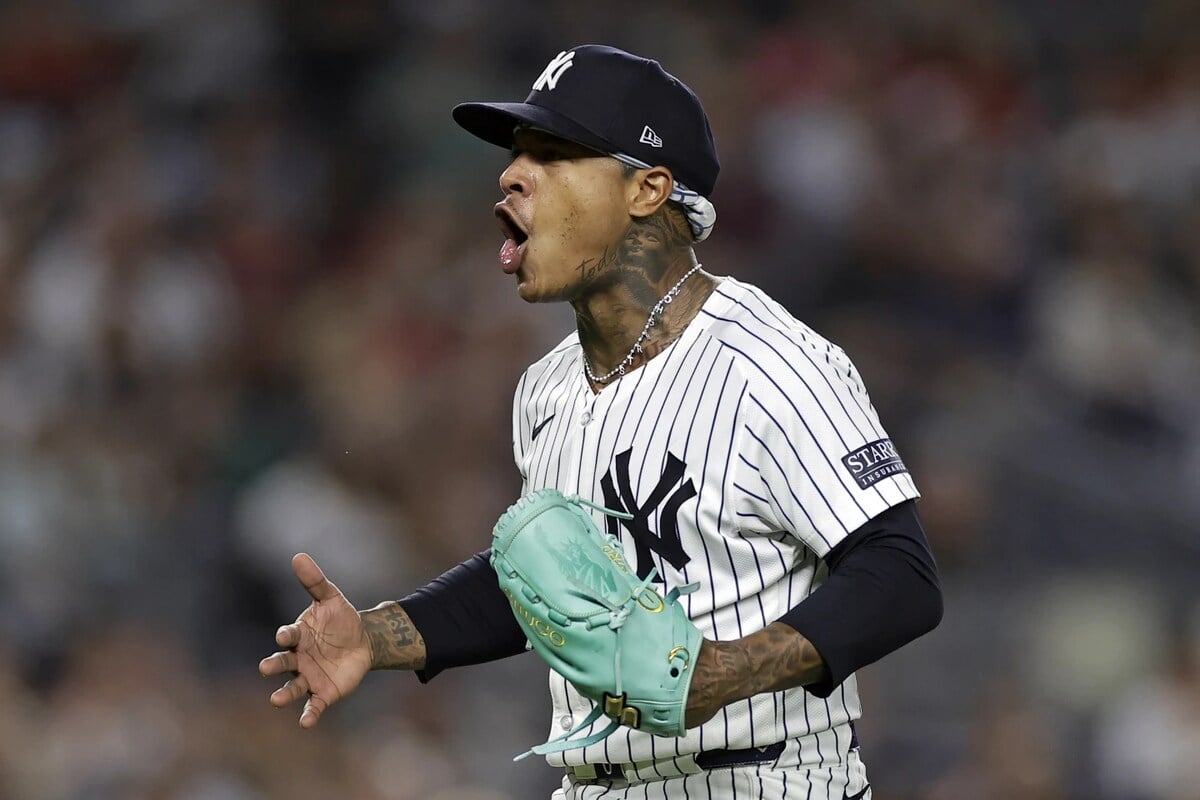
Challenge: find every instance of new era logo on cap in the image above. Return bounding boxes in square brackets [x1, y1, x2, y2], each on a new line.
[639, 126, 663, 148]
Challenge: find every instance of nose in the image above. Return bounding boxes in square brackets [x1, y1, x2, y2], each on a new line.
[500, 155, 533, 198]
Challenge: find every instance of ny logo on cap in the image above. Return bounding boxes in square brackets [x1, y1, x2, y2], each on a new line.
[639, 125, 663, 148]
[532, 50, 575, 92]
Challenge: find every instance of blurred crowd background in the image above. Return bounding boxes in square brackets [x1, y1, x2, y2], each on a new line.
[1, 0, 1198, 798]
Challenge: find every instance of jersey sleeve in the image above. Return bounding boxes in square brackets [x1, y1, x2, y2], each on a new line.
[733, 344, 919, 557]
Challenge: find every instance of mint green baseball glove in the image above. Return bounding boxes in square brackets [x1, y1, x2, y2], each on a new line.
[490, 489, 703, 760]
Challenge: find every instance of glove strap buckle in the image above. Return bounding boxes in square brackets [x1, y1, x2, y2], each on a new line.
[604, 692, 641, 728]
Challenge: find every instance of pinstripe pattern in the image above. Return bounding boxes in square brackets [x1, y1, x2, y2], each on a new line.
[550, 743, 873, 800]
[513, 277, 917, 784]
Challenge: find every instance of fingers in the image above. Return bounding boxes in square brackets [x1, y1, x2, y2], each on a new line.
[291, 552, 342, 603]
[259, 650, 298, 677]
[275, 624, 300, 649]
[267, 674, 331, 730]
[300, 693, 328, 729]
[265, 553, 344, 729]
[269, 675, 310, 708]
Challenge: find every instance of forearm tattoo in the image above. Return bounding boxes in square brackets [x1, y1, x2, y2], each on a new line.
[687, 637, 753, 722]
[739, 622, 829, 695]
[691, 623, 829, 721]
[362, 601, 427, 670]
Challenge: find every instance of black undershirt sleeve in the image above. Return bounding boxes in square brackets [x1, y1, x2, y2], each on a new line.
[778, 499, 943, 698]
[396, 550, 526, 683]
[396, 501, 943, 694]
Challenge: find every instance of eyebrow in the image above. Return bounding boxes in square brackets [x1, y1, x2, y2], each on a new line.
[511, 133, 606, 162]
[513, 130, 566, 148]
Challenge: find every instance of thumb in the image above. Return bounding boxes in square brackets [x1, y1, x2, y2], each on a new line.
[292, 553, 342, 603]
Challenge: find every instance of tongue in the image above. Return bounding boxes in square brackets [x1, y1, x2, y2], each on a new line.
[499, 238, 521, 272]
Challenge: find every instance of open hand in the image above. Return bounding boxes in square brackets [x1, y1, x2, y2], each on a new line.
[258, 553, 373, 728]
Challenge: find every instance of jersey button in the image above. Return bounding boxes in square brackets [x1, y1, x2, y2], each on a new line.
[580, 412, 592, 426]
[560, 715, 573, 729]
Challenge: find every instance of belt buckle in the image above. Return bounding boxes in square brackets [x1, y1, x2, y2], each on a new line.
[571, 762, 625, 783]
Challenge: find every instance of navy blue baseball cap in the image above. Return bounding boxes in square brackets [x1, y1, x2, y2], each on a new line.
[453, 45, 720, 198]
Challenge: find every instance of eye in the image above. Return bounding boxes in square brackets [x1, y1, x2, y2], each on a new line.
[510, 139, 574, 164]
[531, 145, 560, 162]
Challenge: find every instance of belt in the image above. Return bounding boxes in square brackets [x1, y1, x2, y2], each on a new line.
[569, 740, 786, 783]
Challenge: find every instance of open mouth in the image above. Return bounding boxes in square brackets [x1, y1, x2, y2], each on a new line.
[495, 204, 530, 273]
[495, 204, 529, 246]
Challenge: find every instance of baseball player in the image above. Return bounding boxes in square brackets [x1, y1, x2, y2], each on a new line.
[259, 45, 942, 799]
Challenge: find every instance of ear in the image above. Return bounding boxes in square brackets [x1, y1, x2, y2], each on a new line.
[626, 166, 674, 220]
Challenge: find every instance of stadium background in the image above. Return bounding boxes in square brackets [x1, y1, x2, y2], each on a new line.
[0, 1, 1198, 797]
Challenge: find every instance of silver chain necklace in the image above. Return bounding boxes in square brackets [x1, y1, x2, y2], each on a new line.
[583, 263, 704, 385]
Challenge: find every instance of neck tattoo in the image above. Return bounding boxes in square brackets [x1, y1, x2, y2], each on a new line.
[583, 263, 704, 386]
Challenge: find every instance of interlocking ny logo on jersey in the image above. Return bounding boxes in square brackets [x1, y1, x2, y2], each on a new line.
[842, 438, 908, 490]
[600, 449, 696, 581]
[532, 50, 575, 91]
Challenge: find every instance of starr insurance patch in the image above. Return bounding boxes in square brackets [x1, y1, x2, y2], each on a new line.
[841, 438, 908, 490]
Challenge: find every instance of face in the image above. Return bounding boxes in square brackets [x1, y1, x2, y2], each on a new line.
[494, 128, 633, 302]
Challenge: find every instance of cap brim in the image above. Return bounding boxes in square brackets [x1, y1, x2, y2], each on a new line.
[452, 101, 616, 155]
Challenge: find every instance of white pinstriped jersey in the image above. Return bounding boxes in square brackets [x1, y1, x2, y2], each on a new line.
[512, 277, 920, 770]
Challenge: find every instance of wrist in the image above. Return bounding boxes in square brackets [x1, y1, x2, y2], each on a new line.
[361, 601, 427, 671]
[703, 639, 757, 705]
[685, 638, 751, 728]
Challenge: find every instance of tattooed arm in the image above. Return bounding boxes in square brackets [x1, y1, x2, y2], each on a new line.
[684, 501, 943, 728]
[685, 624, 828, 728]
[361, 601, 427, 670]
